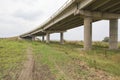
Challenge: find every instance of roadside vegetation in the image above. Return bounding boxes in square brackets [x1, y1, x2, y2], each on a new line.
[32, 41, 120, 80]
[0, 39, 28, 80]
[0, 39, 120, 80]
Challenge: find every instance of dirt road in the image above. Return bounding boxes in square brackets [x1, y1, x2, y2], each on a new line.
[17, 47, 55, 80]
[17, 47, 34, 80]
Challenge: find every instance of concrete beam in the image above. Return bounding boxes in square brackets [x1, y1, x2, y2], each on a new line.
[109, 6, 120, 12]
[47, 18, 83, 31]
[56, 19, 83, 30]
[84, 17, 92, 50]
[101, 1, 120, 11]
[30, 30, 43, 35]
[43, 31, 66, 34]
[60, 32, 64, 44]
[79, 0, 96, 9]
[76, 10, 120, 19]
[43, 6, 76, 30]
[109, 19, 118, 49]
[46, 15, 79, 30]
[46, 33, 50, 43]
[91, 0, 111, 10]
[20, 34, 31, 38]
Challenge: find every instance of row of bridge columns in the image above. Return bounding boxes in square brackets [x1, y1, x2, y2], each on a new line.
[84, 17, 118, 50]
[32, 18, 118, 50]
[39, 32, 64, 44]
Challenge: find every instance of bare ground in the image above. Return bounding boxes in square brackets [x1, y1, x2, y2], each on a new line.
[17, 47, 34, 80]
[33, 64, 55, 80]
[17, 47, 55, 80]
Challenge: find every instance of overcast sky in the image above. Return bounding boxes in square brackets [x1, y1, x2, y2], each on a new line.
[0, 0, 120, 41]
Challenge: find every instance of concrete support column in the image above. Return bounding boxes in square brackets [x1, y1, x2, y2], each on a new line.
[60, 32, 64, 44]
[46, 33, 50, 43]
[32, 36, 35, 41]
[109, 19, 118, 49]
[84, 17, 92, 50]
[42, 36, 45, 42]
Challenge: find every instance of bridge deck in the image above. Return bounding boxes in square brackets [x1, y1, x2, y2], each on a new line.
[20, 0, 120, 39]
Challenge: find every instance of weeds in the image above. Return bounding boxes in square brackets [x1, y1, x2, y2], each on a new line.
[0, 39, 120, 80]
[32, 41, 120, 80]
[0, 39, 28, 80]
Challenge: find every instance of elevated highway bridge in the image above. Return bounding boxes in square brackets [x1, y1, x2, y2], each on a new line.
[20, 0, 120, 50]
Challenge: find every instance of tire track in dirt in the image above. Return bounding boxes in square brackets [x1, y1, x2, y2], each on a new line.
[33, 53, 55, 80]
[17, 47, 34, 80]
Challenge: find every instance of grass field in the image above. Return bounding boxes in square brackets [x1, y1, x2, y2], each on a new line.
[0, 39, 28, 80]
[32, 41, 120, 80]
[0, 39, 120, 80]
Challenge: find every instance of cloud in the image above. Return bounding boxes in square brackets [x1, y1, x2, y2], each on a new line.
[0, 0, 119, 41]
[14, 10, 43, 21]
[12, 0, 39, 5]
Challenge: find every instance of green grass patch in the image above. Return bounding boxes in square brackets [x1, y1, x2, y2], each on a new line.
[0, 39, 28, 80]
[0, 39, 120, 80]
[32, 41, 120, 80]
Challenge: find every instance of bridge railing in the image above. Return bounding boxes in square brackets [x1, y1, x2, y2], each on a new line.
[50, 0, 73, 18]
[39, 0, 74, 29]
[21, 0, 74, 36]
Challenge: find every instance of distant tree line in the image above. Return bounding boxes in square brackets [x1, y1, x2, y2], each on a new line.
[102, 37, 109, 42]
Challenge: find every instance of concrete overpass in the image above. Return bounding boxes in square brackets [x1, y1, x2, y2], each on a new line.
[20, 0, 120, 50]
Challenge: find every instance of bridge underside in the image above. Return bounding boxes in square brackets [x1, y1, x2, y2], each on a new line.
[45, 14, 84, 31]
[82, 0, 120, 14]
[20, 0, 120, 50]
[32, 32, 46, 36]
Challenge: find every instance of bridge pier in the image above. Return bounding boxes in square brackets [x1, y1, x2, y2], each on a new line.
[42, 36, 45, 42]
[60, 32, 64, 44]
[84, 17, 92, 50]
[109, 19, 118, 49]
[46, 33, 50, 43]
[32, 36, 35, 41]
